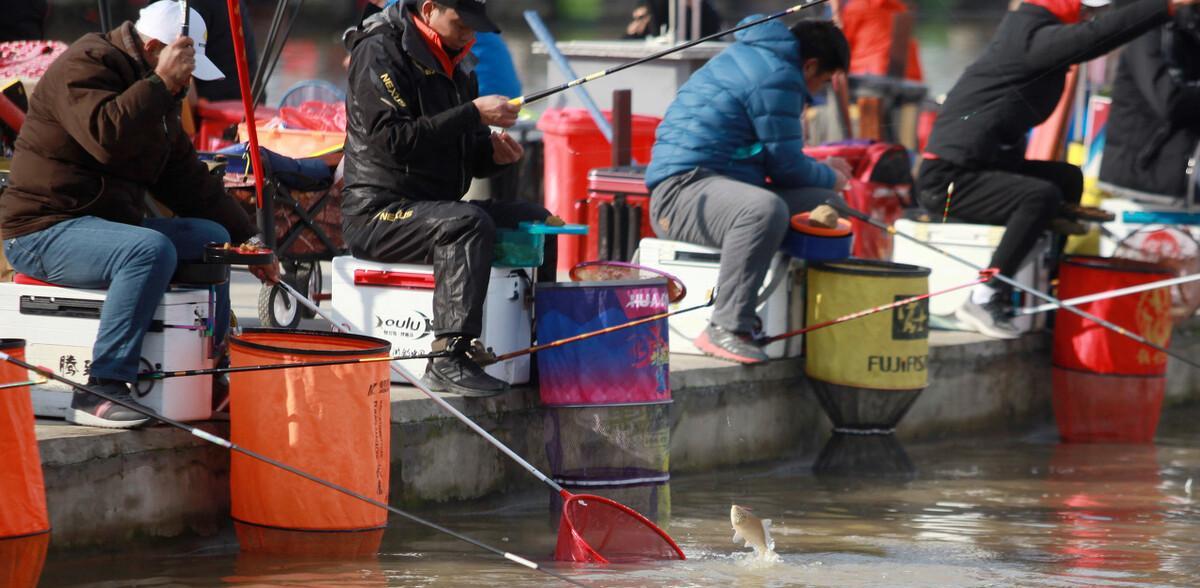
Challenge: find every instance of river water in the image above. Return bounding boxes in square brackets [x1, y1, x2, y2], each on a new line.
[36, 405, 1200, 587]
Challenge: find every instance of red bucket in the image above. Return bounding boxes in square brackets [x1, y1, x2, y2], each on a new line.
[1052, 368, 1165, 443]
[1052, 256, 1174, 376]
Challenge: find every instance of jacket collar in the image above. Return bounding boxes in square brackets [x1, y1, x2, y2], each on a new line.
[407, 7, 475, 77]
[110, 21, 153, 76]
[356, 3, 477, 79]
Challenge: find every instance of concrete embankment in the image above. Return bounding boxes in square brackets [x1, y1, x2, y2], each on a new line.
[32, 322, 1200, 547]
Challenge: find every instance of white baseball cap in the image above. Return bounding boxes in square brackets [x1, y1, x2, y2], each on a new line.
[1081, 0, 1112, 7]
[135, 0, 224, 81]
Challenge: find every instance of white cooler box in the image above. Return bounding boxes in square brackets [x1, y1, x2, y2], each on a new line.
[636, 238, 796, 358]
[330, 256, 531, 385]
[0, 282, 214, 420]
[891, 219, 1050, 333]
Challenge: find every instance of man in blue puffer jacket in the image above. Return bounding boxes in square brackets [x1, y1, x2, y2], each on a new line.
[646, 19, 850, 364]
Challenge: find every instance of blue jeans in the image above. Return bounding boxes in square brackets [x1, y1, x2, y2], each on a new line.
[3, 216, 230, 382]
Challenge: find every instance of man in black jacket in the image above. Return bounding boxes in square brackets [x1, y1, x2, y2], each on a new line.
[1100, 6, 1200, 199]
[915, 0, 1196, 340]
[342, 0, 553, 397]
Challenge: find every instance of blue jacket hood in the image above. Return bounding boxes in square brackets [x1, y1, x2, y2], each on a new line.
[645, 16, 833, 192]
[733, 16, 805, 72]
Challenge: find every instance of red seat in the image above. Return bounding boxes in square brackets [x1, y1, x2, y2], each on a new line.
[12, 273, 58, 288]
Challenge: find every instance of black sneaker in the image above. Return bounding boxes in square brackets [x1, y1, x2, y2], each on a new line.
[66, 378, 153, 429]
[422, 336, 509, 397]
[694, 324, 769, 364]
[955, 296, 1020, 340]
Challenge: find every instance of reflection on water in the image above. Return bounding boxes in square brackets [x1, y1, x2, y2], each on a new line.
[34, 406, 1200, 587]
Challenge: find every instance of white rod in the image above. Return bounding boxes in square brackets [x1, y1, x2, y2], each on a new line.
[1015, 272, 1200, 316]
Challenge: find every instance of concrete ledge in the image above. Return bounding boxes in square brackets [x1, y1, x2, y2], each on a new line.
[32, 321, 1200, 547]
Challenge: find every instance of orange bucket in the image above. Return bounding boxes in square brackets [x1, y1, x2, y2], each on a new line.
[0, 339, 50, 539]
[229, 329, 391, 531]
[0, 532, 50, 588]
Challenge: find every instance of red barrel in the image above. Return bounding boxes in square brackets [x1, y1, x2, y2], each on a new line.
[1052, 368, 1165, 443]
[1051, 256, 1173, 443]
[0, 339, 50, 540]
[1052, 256, 1173, 376]
[537, 109, 660, 274]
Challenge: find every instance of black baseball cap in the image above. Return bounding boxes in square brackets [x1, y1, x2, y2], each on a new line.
[439, 0, 500, 33]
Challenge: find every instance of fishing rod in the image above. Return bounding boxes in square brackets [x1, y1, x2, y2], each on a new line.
[480, 291, 716, 366]
[761, 270, 995, 344]
[509, 0, 833, 107]
[137, 291, 715, 380]
[826, 199, 1200, 371]
[0, 351, 589, 588]
[1015, 272, 1200, 316]
[0, 377, 47, 391]
[137, 352, 447, 381]
[179, 0, 190, 37]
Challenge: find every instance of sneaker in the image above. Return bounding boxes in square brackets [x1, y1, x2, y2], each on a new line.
[694, 324, 769, 364]
[954, 297, 1021, 340]
[422, 336, 509, 397]
[66, 378, 153, 429]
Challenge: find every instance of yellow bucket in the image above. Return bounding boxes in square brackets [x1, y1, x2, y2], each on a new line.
[805, 260, 931, 391]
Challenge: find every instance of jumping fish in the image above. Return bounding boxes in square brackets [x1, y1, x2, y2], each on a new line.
[730, 505, 777, 559]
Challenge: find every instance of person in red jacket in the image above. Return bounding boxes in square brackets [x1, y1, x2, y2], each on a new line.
[840, 0, 923, 81]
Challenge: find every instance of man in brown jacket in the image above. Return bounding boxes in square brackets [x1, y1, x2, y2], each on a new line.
[0, 0, 278, 428]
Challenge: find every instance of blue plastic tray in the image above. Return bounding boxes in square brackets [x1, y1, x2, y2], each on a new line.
[518, 221, 588, 235]
[1121, 211, 1200, 225]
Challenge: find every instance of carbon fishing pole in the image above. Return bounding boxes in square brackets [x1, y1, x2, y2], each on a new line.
[510, 0, 833, 106]
[179, 0, 190, 37]
[136, 291, 714, 380]
[0, 377, 46, 391]
[1015, 271, 1200, 316]
[0, 351, 590, 588]
[136, 352, 446, 381]
[826, 198, 1200, 371]
[761, 269, 996, 344]
[480, 291, 716, 366]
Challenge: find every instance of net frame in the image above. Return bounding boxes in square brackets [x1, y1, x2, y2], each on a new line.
[554, 490, 686, 563]
[569, 261, 688, 303]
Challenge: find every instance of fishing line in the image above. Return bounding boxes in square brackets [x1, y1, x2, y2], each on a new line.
[827, 198, 1200, 370]
[0, 351, 590, 588]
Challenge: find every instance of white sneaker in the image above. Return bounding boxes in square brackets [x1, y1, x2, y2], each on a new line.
[955, 297, 1020, 340]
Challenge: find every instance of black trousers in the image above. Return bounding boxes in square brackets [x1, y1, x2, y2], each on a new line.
[915, 158, 1082, 280]
[343, 199, 554, 339]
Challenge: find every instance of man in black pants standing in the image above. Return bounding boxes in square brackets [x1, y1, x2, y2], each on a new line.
[342, 0, 555, 397]
[916, 0, 1196, 339]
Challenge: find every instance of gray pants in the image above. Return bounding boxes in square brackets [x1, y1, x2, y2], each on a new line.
[649, 168, 838, 333]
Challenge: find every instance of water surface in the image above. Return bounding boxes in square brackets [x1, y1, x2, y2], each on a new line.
[38, 406, 1200, 587]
